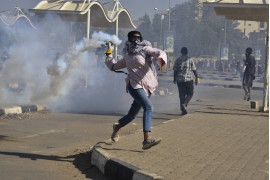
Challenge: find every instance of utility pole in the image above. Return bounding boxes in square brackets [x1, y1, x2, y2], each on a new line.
[85, 8, 91, 88]
[263, 22, 269, 112]
[224, 19, 227, 44]
[168, 0, 171, 31]
[160, 14, 164, 48]
[111, 0, 123, 61]
[115, 0, 119, 61]
[168, 0, 171, 71]
[154, 8, 166, 49]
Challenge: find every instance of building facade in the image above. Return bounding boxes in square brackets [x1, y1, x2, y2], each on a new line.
[236, 20, 267, 39]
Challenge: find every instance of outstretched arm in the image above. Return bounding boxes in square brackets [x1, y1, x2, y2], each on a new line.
[105, 54, 126, 71]
[144, 46, 167, 71]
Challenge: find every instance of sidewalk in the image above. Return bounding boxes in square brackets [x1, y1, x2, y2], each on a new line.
[91, 103, 269, 180]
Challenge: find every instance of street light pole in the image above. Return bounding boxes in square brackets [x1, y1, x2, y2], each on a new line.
[85, 9, 91, 88]
[154, 8, 165, 49]
[160, 14, 163, 49]
[155, 6, 170, 69]
[263, 22, 269, 112]
[224, 19, 227, 44]
[168, 0, 171, 71]
[109, 0, 124, 61]
[115, 0, 119, 61]
[168, 0, 171, 31]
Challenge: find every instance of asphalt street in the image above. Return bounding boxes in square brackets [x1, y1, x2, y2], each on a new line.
[0, 80, 264, 180]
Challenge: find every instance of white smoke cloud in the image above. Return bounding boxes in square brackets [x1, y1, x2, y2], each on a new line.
[0, 15, 130, 113]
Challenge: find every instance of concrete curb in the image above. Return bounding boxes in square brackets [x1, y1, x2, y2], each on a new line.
[91, 141, 164, 180]
[0, 104, 46, 116]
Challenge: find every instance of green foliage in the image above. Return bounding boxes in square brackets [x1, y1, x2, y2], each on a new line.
[136, 0, 247, 59]
[137, 14, 154, 41]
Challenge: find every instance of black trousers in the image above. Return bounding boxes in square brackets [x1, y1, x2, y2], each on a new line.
[242, 74, 253, 94]
[177, 81, 194, 110]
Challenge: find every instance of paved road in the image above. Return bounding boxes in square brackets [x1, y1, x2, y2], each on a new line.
[0, 80, 264, 180]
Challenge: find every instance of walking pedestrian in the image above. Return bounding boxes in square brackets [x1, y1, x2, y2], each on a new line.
[236, 60, 240, 75]
[258, 63, 263, 77]
[104, 31, 167, 150]
[242, 47, 256, 101]
[173, 47, 199, 115]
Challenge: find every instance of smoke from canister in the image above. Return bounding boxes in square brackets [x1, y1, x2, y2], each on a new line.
[0, 14, 129, 113]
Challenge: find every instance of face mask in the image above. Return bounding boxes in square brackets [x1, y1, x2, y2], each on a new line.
[129, 35, 142, 43]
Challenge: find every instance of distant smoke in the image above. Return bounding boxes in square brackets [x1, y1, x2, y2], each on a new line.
[0, 15, 130, 113]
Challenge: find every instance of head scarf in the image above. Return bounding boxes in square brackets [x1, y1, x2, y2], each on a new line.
[123, 40, 151, 58]
[123, 40, 157, 76]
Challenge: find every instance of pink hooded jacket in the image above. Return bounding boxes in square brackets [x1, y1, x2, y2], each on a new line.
[105, 45, 167, 95]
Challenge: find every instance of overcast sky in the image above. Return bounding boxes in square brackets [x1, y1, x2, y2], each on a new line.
[0, 0, 188, 20]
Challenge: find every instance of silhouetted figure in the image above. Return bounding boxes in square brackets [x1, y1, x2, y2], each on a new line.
[242, 47, 256, 101]
[173, 47, 199, 115]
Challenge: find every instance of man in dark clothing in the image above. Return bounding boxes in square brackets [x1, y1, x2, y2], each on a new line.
[236, 60, 241, 75]
[242, 47, 256, 101]
[173, 47, 199, 115]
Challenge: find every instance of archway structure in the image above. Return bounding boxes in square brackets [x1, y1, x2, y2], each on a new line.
[29, 0, 136, 88]
[29, 0, 136, 38]
[0, 7, 37, 29]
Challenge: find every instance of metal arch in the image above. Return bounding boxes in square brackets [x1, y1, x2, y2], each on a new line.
[29, 0, 137, 60]
[110, 8, 136, 28]
[79, 1, 113, 23]
[30, 0, 136, 28]
[78, 1, 136, 28]
[0, 7, 37, 29]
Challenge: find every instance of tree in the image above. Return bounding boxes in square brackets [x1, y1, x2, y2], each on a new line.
[136, 0, 247, 59]
[136, 14, 154, 43]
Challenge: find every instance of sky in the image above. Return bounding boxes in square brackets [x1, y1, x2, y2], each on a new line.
[0, 0, 188, 20]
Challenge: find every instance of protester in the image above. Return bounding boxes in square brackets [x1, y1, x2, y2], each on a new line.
[173, 47, 199, 115]
[242, 47, 256, 101]
[104, 31, 167, 150]
[236, 60, 241, 75]
[258, 62, 264, 77]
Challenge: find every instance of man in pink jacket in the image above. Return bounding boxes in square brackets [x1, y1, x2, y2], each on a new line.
[105, 31, 167, 150]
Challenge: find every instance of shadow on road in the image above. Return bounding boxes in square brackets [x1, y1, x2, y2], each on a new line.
[0, 150, 110, 179]
[0, 135, 21, 142]
[0, 151, 75, 162]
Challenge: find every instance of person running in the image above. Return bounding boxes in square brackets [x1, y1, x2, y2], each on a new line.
[104, 31, 167, 150]
[242, 47, 256, 101]
[173, 47, 199, 115]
